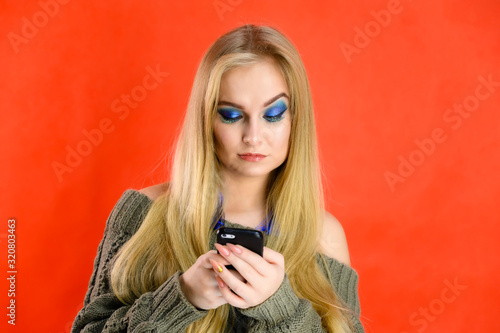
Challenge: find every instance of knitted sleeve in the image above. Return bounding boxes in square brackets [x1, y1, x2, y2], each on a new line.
[236, 254, 365, 332]
[317, 254, 365, 332]
[71, 190, 207, 332]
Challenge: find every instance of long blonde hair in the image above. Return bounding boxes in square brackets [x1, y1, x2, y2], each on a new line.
[111, 24, 353, 332]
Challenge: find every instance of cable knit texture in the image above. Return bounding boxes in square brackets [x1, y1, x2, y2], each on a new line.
[72, 190, 365, 332]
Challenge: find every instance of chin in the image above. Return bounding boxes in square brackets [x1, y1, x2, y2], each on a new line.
[238, 170, 271, 178]
[222, 159, 285, 179]
[228, 166, 274, 179]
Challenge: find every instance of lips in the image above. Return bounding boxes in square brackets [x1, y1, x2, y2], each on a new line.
[238, 153, 267, 162]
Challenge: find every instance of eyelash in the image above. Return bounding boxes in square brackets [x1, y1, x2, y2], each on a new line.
[219, 113, 242, 124]
[263, 107, 287, 123]
[217, 106, 287, 124]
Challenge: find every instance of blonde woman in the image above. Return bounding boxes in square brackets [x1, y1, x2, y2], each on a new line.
[72, 25, 364, 332]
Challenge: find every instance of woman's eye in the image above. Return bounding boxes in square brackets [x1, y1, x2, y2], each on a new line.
[217, 109, 242, 124]
[263, 105, 287, 122]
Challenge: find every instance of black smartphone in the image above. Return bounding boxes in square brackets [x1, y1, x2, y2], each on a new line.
[216, 227, 264, 269]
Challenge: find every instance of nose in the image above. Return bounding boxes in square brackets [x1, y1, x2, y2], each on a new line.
[242, 118, 262, 145]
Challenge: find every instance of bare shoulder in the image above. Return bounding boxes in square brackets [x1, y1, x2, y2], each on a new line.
[319, 211, 351, 266]
[138, 183, 168, 201]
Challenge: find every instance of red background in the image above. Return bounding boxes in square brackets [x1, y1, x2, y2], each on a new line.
[1, 0, 499, 332]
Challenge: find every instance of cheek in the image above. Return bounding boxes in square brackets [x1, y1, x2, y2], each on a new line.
[213, 125, 235, 154]
[271, 123, 291, 152]
[213, 125, 223, 153]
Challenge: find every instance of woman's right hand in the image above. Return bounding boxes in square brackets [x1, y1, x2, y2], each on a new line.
[178, 250, 232, 310]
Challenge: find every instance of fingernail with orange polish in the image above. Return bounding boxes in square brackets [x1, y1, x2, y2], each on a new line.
[216, 243, 230, 256]
[227, 243, 242, 254]
[210, 259, 223, 272]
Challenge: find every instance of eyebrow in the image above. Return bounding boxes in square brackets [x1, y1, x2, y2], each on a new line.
[217, 92, 289, 109]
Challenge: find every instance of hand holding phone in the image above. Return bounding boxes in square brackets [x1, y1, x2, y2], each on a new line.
[216, 227, 264, 269]
[213, 228, 285, 309]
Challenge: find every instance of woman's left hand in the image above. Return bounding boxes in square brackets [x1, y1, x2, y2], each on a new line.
[213, 243, 285, 309]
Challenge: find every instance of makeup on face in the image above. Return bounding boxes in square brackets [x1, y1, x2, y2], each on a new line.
[238, 153, 267, 162]
[217, 108, 243, 124]
[263, 100, 287, 122]
[217, 98, 289, 124]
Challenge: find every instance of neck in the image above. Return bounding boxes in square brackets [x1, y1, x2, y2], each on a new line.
[219, 173, 269, 228]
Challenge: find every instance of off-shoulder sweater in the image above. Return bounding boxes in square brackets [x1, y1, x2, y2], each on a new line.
[71, 190, 365, 332]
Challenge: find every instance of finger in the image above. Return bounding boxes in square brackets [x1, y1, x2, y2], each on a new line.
[209, 258, 225, 273]
[201, 252, 231, 269]
[262, 247, 285, 268]
[218, 280, 248, 308]
[215, 275, 225, 288]
[232, 270, 246, 283]
[225, 243, 270, 279]
[216, 243, 263, 284]
[215, 243, 255, 274]
[212, 260, 252, 300]
[214, 267, 250, 308]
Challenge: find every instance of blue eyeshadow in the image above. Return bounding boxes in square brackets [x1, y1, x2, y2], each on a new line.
[217, 108, 242, 119]
[263, 100, 288, 122]
[217, 100, 288, 124]
[264, 100, 288, 117]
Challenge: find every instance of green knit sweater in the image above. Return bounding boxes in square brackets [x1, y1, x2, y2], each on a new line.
[72, 190, 364, 332]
